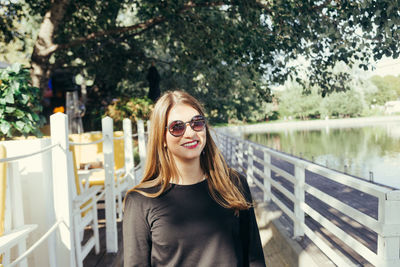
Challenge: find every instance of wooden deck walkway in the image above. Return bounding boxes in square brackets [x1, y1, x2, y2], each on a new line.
[249, 154, 384, 266]
[83, 203, 124, 267]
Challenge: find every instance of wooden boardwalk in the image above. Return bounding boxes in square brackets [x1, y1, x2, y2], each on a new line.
[249, 154, 384, 266]
[83, 203, 124, 267]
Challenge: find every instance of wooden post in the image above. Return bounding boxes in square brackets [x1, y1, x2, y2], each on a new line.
[238, 140, 243, 172]
[263, 150, 271, 202]
[231, 138, 237, 168]
[123, 119, 135, 188]
[8, 162, 29, 267]
[147, 120, 151, 136]
[41, 140, 57, 267]
[137, 120, 147, 168]
[377, 190, 400, 267]
[247, 144, 254, 185]
[293, 164, 305, 238]
[102, 116, 118, 253]
[50, 113, 75, 267]
[228, 137, 233, 165]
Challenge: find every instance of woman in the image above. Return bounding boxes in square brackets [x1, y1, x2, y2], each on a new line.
[123, 91, 265, 267]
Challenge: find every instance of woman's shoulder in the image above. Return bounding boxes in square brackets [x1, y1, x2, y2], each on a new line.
[124, 187, 160, 214]
[125, 186, 160, 201]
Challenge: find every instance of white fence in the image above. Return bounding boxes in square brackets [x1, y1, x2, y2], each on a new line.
[215, 130, 400, 267]
[0, 113, 148, 267]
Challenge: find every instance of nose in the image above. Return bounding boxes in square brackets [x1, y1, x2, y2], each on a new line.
[183, 122, 196, 137]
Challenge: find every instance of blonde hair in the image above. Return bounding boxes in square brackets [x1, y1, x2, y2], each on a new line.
[127, 90, 250, 212]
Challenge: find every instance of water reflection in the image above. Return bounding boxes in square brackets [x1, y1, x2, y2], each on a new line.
[245, 122, 400, 189]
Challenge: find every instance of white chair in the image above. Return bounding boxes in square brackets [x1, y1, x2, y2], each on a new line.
[0, 145, 38, 267]
[69, 146, 103, 267]
[70, 131, 130, 220]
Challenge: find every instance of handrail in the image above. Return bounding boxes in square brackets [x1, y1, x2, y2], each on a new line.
[70, 138, 104, 146]
[216, 131, 391, 195]
[215, 130, 400, 266]
[9, 218, 65, 267]
[113, 135, 124, 140]
[0, 143, 60, 163]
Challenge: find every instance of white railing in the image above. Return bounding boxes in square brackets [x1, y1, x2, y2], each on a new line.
[0, 143, 61, 267]
[214, 130, 400, 267]
[0, 114, 149, 267]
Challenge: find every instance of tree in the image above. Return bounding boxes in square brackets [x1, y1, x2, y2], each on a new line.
[367, 75, 399, 105]
[320, 90, 364, 118]
[1, 0, 400, 123]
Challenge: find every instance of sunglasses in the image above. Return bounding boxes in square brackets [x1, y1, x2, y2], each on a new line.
[166, 115, 207, 137]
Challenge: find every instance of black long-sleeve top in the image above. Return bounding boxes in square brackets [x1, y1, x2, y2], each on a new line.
[123, 174, 266, 267]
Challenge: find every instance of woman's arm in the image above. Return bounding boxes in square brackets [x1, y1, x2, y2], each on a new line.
[123, 192, 152, 267]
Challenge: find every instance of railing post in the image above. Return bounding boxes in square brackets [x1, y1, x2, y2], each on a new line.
[8, 162, 29, 267]
[50, 113, 75, 267]
[263, 149, 271, 202]
[102, 116, 118, 253]
[123, 119, 135, 188]
[377, 190, 400, 267]
[231, 138, 237, 168]
[41, 140, 57, 267]
[147, 120, 151, 136]
[246, 144, 254, 185]
[229, 137, 233, 165]
[293, 164, 305, 238]
[137, 120, 147, 167]
[238, 140, 243, 171]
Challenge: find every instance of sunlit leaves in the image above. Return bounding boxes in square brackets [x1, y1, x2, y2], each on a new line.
[0, 64, 45, 138]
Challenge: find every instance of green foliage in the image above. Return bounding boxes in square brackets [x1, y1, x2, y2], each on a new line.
[105, 97, 154, 130]
[2, 1, 400, 125]
[320, 90, 364, 118]
[277, 83, 322, 120]
[0, 64, 45, 139]
[365, 75, 399, 105]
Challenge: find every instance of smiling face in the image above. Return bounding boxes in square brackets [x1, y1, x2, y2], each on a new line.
[165, 104, 206, 164]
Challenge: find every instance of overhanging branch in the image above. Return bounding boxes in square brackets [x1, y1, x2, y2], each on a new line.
[56, 1, 228, 52]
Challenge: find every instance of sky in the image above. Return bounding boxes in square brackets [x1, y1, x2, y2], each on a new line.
[371, 56, 400, 77]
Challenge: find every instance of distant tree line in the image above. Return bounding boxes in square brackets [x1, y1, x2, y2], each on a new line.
[271, 74, 400, 121]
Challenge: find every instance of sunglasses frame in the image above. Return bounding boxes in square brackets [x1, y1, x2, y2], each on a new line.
[166, 115, 207, 137]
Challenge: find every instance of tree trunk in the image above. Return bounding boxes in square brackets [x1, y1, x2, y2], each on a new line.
[30, 0, 71, 92]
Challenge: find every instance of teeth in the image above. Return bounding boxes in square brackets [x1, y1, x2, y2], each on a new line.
[183, 141, 197, 147]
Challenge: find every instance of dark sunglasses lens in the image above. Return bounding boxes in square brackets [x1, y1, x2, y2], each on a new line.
[170, 121, 186, 136]
[191, 119, 205, 131]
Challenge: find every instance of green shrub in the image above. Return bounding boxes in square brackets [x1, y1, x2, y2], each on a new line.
[105, 97, 154, 130]
[0, 64, 45, 139]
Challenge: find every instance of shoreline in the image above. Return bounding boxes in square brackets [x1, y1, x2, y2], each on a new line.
[219, 115, 400, 134]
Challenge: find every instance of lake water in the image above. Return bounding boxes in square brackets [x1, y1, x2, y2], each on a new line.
[244, 121, 400, 189]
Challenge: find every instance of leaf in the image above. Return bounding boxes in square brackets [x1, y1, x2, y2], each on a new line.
[15, 121, 25, 131]
[15, 109, 24, 118]
[4, 92, 14, 104]
[0, 121, 11, 135]
[20, 93, 29, 104]
[10, 63, 21, 73]
[32, 113, 39, 121]
[5, 106, 16, 113]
